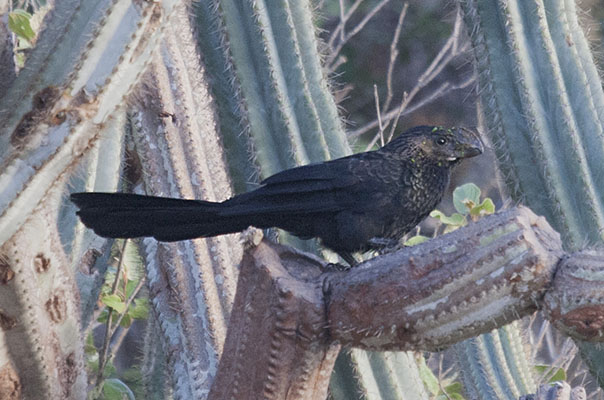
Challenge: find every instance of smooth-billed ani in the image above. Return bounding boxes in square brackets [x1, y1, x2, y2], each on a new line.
[71, 126, 483, 265]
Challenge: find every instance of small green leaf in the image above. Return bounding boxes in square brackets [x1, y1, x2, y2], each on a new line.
[404, 235, 430, 246]
[87, 358, 99, 375]
[103, 361, 118, 377]
[119, 313, 132, 328]
[442, 381, 465, 399]
[470, 198, 495, 218]
[453, 183, 481, 214]
[430, 210, 466, 226]
[103, 378, 135, 400]
[125, 280, 137, 298]
[8, 10, 35, 42]
[101, 294, 127, 313]
[85, 333, 97, 356]
[97, 309, 109, 323]
[129, 299, 149, 320]
[534, 365, 567, 383]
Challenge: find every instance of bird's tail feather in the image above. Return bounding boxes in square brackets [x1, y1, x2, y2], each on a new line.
[70, 192, 250, 241]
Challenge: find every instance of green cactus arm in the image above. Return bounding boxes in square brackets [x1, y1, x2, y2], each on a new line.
[461, 0, 604, 245]
[455, 322, 536, 400]
[460, 0, 604, 393]
[330, 350, 431, 400]
[195, 0, 350, 183]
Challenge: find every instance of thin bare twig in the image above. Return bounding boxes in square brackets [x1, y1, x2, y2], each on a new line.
[373, 84, 384, 147]
[330, 55, 348, 72]
[350, 8, 472, 140]
[111, 276, 146, 336]
[327, 0, 391, 70]
[385, 7, 464, 140]
[96, 239, 128, 386]
[383, 3, 409, 115]
[364, 120, 384, 151]
[328, 0, 367, 50]
[108, 276, 147, 362]
[438, 354, 453, 400]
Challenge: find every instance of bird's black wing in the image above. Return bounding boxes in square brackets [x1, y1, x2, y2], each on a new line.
[220, 153, 393, 217]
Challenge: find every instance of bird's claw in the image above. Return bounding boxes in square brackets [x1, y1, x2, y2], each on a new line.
[324, 262, 351, 272]
[368, 237, 400, 252]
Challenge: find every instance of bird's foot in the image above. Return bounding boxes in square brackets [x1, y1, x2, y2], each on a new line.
[336, 251, 358, 268]
[324, 262, 352, 272]
[368, 237, 400, 254]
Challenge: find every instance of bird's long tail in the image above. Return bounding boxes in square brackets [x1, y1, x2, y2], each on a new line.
[70, 192, 251, 242]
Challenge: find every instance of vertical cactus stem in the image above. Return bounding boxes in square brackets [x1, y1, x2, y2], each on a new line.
[127, 23, 255, 389]
[463, 0, 604, 245]
[0, 185, 86, 399]
[530, 0, 604, 240]
[190, 0, 261, 193]
[361, 351, 424, 399]
[253, 0, 312, 167]
[218, 0, 298, 177]
[546, 0, 604, 230]
[455, 335, 517, 400]
[141, 313, 168, 399]
[163, 2, 242, 305]
[344, 349, 382, 399]
[142, 239, 209, 400]
[267, 0, 330, 163]
[559, 0, 604, 126]
[461, 0, 529, 202]
[498, 0, 582, 243]
[245, 0, 310, 171]
[462, 0, 604, 391]
[287, 0, 350, 158]
[499, 322, 536, 395]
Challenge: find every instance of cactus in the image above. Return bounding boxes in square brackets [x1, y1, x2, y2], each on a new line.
[208, 206, 564, 399]
[3, 0, 602, 398]
[461, 0, 604, 244]
[460, 0, 604, 395]
[0, 1, 177, 397]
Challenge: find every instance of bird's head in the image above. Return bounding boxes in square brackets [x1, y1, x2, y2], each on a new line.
[389, 126, 484, 166]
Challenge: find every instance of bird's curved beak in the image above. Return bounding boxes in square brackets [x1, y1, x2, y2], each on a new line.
[456, 127, 484, 159]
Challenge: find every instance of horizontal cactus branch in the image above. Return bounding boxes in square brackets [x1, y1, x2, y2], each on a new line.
[209, 206, 570, 399]
[326, 206, 563, 351]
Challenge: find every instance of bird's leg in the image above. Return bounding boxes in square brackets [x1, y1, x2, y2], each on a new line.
[324, 251, 358, 270]
[338, 251, 358, 267]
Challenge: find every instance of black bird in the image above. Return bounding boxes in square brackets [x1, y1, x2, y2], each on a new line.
[71, 126, 483, 265]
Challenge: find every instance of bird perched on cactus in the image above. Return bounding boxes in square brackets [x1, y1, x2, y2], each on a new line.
[72, 125, 483, 265]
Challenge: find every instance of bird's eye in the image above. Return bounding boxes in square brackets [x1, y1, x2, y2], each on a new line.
[436, 137, 447, 145]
